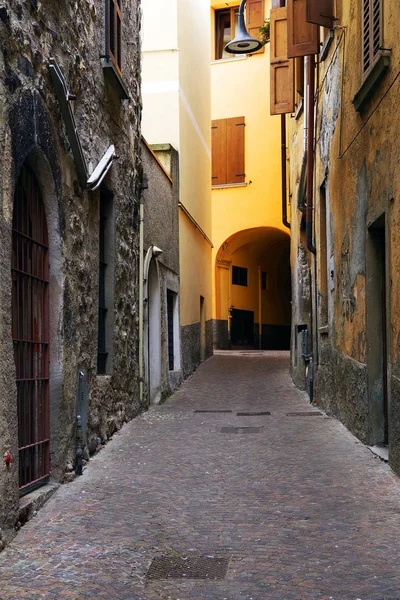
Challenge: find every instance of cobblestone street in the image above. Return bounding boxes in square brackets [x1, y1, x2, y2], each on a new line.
[1, 351, 400, 600]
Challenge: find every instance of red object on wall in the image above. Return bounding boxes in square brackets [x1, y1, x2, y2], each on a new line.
[4, 451, 11, 466]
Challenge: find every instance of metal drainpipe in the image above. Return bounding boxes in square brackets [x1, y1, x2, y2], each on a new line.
[281, 115, 290, 229]
[306, 55, 316, 255]
[138, 175, 148, 407]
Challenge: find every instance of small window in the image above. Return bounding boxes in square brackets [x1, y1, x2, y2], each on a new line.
[232, 266, 248, 287]
[98, 188, 115, 375]
[107, 0, 122, 74]
[211, 117, 245, 186]
[363, 0, 382, 75]
[215, 7, 239, 60]
[167, 290, 176, 371]
[261, 271, 267, 291]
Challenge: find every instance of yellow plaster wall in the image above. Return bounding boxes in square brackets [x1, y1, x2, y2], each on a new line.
[142, 0, 212, 328]
[210, 0, 287, 321]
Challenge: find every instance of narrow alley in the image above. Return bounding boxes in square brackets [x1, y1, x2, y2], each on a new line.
[1, 352, 400, 600]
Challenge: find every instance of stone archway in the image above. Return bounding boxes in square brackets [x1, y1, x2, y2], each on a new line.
[214, 227, 291, 350]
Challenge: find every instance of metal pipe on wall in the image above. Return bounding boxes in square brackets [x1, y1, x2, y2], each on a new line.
[138, 175, 148, 407]
[281, 115, 290, 229]
[306, 55, 316, 255]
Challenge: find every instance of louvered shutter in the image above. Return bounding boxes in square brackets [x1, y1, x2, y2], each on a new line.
[212, 119, 227, 185]
[227, 117, 245, 184]
[270, 7, 295, 115]
[246, 0, 265, 54]
[306, 0, 334, 29]
[287, 0, 319, 58]
[363, 0, 382, 74]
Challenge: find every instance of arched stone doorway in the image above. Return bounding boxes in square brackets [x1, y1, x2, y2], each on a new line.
[215, 227, 291, 350]
[12, 165, 50, 492]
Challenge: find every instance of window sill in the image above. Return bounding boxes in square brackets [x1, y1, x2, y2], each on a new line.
[212, 182, 247, 189]
[294, 98, 303, 120]
[352, 50, 391, 113]
[102, 59, 130, 100]
[211, 55, 248, 65]
[319, 325, 329, 336]
[319, 29, 334, 62]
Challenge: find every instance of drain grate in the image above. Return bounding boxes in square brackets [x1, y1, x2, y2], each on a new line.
[194, 410, 232, 414]
[237, 411, 271, 416]
[147, 556, 229, 580]
[218, 426, 264, 434]
[286, 411, 322, 417]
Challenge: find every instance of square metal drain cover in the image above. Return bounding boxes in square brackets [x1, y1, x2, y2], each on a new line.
[147, 556, 229, 580]
[237, 411, 271, 416]
[194, 410, 232, 414]
[218, 426, 264, 434]
[286, 411, 322, 416]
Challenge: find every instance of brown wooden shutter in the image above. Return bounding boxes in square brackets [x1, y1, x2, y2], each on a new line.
[246, 0, 265, 54]
[306, 0, 335, 29]
[363, 0, 382, 74]
[287, 0, 319, 58]
[227, 117, 245, 184]
[270, 7, 295, 115]
[212, 119, 227, 185]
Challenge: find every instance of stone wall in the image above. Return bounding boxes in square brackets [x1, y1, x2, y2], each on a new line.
[0, 0, 141, 547]
[141, 140, 182, 402]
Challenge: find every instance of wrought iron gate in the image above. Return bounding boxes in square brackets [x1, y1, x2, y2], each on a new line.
[12, 165, 50, 492]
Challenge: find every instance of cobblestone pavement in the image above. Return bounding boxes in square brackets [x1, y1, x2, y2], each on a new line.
[1, 351, 400, 600]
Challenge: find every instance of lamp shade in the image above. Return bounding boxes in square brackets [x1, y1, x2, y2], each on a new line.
[224, 10, 263, 54]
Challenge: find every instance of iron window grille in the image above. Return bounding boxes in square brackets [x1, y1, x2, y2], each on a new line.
[12, 165, 50, 493]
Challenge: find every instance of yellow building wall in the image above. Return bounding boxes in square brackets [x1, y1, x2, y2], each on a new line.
[210, 0, 288, 328]
[142, 0, 212, 330]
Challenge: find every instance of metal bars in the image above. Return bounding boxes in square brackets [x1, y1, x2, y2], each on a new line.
[12, 165, 50, 492]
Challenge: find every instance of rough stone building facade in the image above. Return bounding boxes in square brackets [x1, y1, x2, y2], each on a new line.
[141, 140, 182, 404]
[278, 1, 400, 472]
[0, 0, 141, 547]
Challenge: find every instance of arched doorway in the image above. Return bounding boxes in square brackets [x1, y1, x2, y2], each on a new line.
[148, 259, 162, 404]
[12, 165, 50, 492]
[215, 227, 291, 350]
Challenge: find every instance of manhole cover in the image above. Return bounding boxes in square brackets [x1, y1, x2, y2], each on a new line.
[194, 410, 232, 413]
[237, 411, 271, 416]
[147, 556, 229, 580]
[286, 411, 322, 416]
[218, 426, 264, 434]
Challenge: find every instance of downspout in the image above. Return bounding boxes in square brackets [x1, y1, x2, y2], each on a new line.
[138, 175, 148, 408]
[258, 265, 262, 348]
[306, 55, 316, 255]
[281, 115, 290, 229]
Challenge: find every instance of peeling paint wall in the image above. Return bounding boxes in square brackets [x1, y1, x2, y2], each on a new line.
[289, 1, 400, 474]
[0, 0, 141, 547]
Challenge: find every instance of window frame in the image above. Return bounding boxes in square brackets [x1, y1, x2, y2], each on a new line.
[232, 266, 248, 287]
[215, 6, 239, 60]
[106, 0, 122, 76]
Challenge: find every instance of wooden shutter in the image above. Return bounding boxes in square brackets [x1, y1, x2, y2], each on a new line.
[212, 119, 227, 185]
[227, 117, 245, 184]
[306, 0, 335, 29]
[287, 0, 319, 58]
[363, 0, 382, 74]
[270, 7, 295, 115]
[246, 0, 265, 54]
